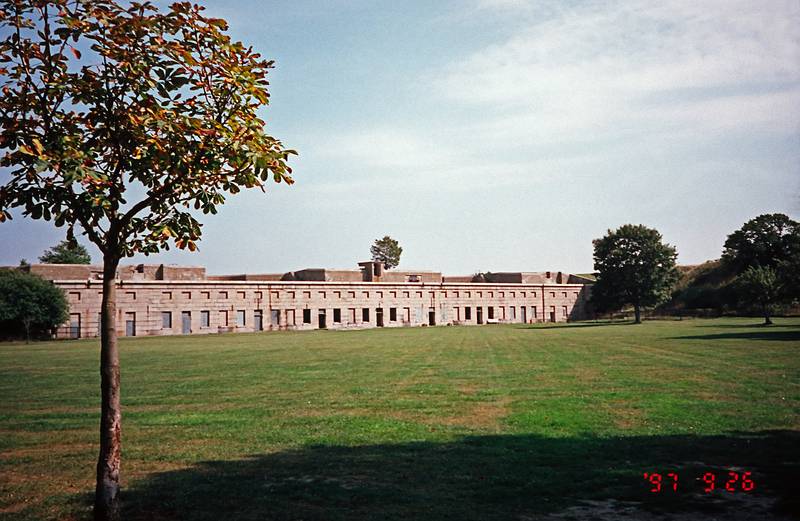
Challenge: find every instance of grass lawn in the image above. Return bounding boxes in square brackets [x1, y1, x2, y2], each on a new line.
[1, 317, 799, 520]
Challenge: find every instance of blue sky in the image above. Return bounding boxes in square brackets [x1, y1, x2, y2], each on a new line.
[1, 0, 799, 275]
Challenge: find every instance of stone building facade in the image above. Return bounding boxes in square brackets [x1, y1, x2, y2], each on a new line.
[22, 262, 594, 339]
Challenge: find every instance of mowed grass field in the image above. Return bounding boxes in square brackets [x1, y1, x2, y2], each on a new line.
[1, 318, 799, 520]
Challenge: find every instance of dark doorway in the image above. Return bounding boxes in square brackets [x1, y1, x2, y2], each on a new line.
[125, 312, 136, 337]
[254, 310, 263, 331]
[549, 311, 556, 323]
[182, 311, 191, 334]
[428, 309, 436, 326]
[270, 310, 280, 328]
[376, 308, 384, 327]
[318, 310, 327, 329]
[477, 307, 483, 325]
[520, 307, 527, 324]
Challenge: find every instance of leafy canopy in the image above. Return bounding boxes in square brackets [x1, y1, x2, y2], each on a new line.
[0, 0, 295, 258]
[370, 236, 402, 269]
[721, 213, 800, 274]
[591, 224, 679, 313]
[0, 268, 68, 338]
[39, 239, 91, 264]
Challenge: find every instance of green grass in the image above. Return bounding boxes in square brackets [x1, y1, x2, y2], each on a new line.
[1, 318, 799, 520]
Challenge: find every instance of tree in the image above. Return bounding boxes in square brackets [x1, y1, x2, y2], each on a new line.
[591, 224, 678, 324]
[370, 235, 402, 269]
[722, 213, 800, 273]
[39, 239, 92, 264]
[735, 265, 782, 325]
[0, 269, 68, 341]
[0, 2, 295, 519]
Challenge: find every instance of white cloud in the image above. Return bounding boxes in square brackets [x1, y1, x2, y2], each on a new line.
[434, 0, 800, 145]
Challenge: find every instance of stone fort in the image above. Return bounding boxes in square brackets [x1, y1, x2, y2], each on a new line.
[23, 261, 594, 339]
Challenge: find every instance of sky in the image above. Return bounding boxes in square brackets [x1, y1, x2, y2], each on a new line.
[1, 0, 799, 275]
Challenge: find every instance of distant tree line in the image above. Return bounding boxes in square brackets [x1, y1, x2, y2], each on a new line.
[591, 213, 800, 324]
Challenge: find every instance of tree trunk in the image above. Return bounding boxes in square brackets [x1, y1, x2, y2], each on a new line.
[634, 304, 642, 324]
[95, 255, 121, 521]
[764, 311, 773, 326]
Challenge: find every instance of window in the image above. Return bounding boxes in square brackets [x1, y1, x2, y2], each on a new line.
[510, 291, 515, 298]
[403, 291, 410, 298]
[255, 291, 263, 299]
[349, 308, 356, 323]
[161, 311, 172, 329]
[303, 309, 311, 324]
[488, 292, 493, 298]
[477, 291, 482, 298]
[349, 291, 356, 298]
[416, 291, 423, 298]
[254, 310, 263, 331]
[288, 291, 295, 299]
[510, 306, 516, 320]
[335, 291, 342, 298]
[162, 291, 172, 300]
[220, 310, 229, 326]
[201, 291, 210, 299]
[453, 291, 459, 298]
[286, 309, 296, 325]
[69, 291, 81, 301]
[238, 291, 246, 299]
[333, 308, 342, 323]
[219, 291, 228, 299]
[182, 291, 192, 299]
[499, 292, 504, 298]
[562, 292, 567, 298]
[200, 310, 210, 328]
[363, 291, 370, 298]
[377, 291, 383, 298]
[500, 306, 505, 319]
[390, 291, 397, 298]
[408, 274, 420, 282]
[465, 291, 471, 298]
[464, 307, 472, 320]
[562, 306, 568, 317]
[521, 292, 526, 298]
[319, 291, 326, 298]
[488, 306, 494, 319]
[403, 307, 411, 322]
[531, 306, 537, 319]
[236, 310, 245, 326]
[272, 291, 280, 299]
[126, 291, 136, 300]
[550, 292, 556, 298]
[389, 307, 397, 321]
[453, 307, 460, 321]
[303, 291, 311, 298]
[362, 308, 370, 322]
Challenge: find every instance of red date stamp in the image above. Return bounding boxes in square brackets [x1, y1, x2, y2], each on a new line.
[643, 471, 755, 493]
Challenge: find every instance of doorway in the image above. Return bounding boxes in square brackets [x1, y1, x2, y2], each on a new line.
[125, 312, 136, 337]
[428, 309, 436, 326]
[477, 307, 483, 324]
[181, 311, 191, 334]
[376, 308, 384, 327]
[318, 309, 327, 329]
[520, 306, 527, 324]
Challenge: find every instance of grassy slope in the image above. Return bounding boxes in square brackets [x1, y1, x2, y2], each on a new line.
[1, 318, 798, 520]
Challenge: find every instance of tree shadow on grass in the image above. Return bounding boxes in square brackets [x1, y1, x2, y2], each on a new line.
[117, 430, 799, 521]
[670, 330, 800, 342]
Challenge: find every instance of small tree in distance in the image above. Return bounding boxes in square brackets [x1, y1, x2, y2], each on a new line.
[735, 265, 782, 325]
[39, 240, 92, 264]
[591, 224, 679, 324]
[0, 269, 68, 341]
[371, 235, 403, 269]
[0, 2, 295, 519]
